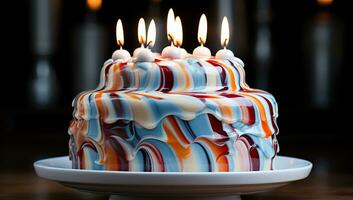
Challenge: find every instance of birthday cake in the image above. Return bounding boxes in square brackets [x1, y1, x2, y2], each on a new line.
[68, 54, 279, 172]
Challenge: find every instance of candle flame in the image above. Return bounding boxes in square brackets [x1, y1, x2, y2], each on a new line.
[221, 17, 229, 48]
[174, 16, 183, 47]
[147, 19, 156, 48]
[116, 19, 124, 47]
[197, 14, 207, 45]
[138, 18, 146, 46]
[167, 8, 175, 43]
[86, 0, 102, 11]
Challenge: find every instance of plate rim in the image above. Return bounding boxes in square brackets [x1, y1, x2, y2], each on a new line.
[34, 155, 312, 186]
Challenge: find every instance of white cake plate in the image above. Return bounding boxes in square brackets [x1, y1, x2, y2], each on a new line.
[34, 156, 312, 200]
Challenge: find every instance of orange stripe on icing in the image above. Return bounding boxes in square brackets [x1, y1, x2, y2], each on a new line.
[242, 93, 272, 137]
[197, 137, 229, 171]
[125, 93, 141, 100]
[93, 92, 106, 144]
[168, 117, 190, 145]
[95, 93, 105, 119]
[217, 156, 229, 172]
[214, 96, 233, 122]
[239, 104, 249, 125]
[219, 104, 233, 121]
[104, 141, 119, 170]
[218, 96, 249, 124]
[111, 63, 123, 91]
[175, 61, 191, 90]
[77, 92, 88, 118]
[163, 122, 190, 158]
[212, 60, 237, 91]
[163, 117, 191, 170]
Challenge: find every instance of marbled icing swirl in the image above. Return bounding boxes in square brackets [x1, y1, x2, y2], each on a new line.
[68, 55, 279, 172]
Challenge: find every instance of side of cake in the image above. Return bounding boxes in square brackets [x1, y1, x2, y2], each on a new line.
[68, 56, 279, 172]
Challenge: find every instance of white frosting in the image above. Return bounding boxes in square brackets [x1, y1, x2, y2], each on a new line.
[135, 48, 155, 62]
[192, 46, 211, 58]
[215, 49, 234, 60]
[133, 47, 143, 58]
[112, 49, 131, 60]
[161, 46, 183, 59]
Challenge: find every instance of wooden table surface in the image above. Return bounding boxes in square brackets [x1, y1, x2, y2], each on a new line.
[1, 132, 352, 200]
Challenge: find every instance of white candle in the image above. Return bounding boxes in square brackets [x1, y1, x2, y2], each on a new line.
[162, 9, 185, 59]
[193, 14, 211, 58]
[215, 17, 235, 60]
[162, 46, 182, 59]
[174, 16, 183, 47]
[135, 19, 156, 62]
[112, 19, 131, 60]
[112, 48, 131, 60]
[166, 8, 175, 43]
[133, 18, 146, 57]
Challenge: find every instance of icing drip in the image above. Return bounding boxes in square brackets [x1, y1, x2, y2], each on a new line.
[69, 55, 279, 172]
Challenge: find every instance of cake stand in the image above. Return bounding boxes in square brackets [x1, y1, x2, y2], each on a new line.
[34, 156, 312, 200]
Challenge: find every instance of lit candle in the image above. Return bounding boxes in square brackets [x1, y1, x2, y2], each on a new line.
[174, 16, 183, 47]
[167, 8, 175, 45]
[215, 17, 234, 60]
[147, 20, 156, 49]
[133, 18, 146, 57]
[112, 19, 131, 60]
[161, 9, 185, 59]
[175, 16, 188, 57]
[193, 14, 211, 58]
[135, 19, 156, 62]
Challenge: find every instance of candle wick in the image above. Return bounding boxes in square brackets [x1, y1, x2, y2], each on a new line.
[141, 44, 144, 48]
[139, 36, 146, 47]
[120, 46, 122, 50]
[117, 41, 123, 48]
[199, 37, 205, 46]
[168, 33, 175, 46]
[146, 40, 153, 49]
[223, 38, 228, 49]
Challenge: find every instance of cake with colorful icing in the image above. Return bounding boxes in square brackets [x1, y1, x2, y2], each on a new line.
[68, 53, 279, 172]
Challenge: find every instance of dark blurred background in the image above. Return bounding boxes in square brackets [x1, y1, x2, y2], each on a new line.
[1, 0, 352, 179]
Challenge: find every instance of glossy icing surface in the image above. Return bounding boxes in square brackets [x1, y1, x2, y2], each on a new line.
[69, 55, 279, 172]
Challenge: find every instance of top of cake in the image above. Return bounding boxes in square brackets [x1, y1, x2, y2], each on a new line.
[98, 55, 247, 92]
[72, 54, 278, 139]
